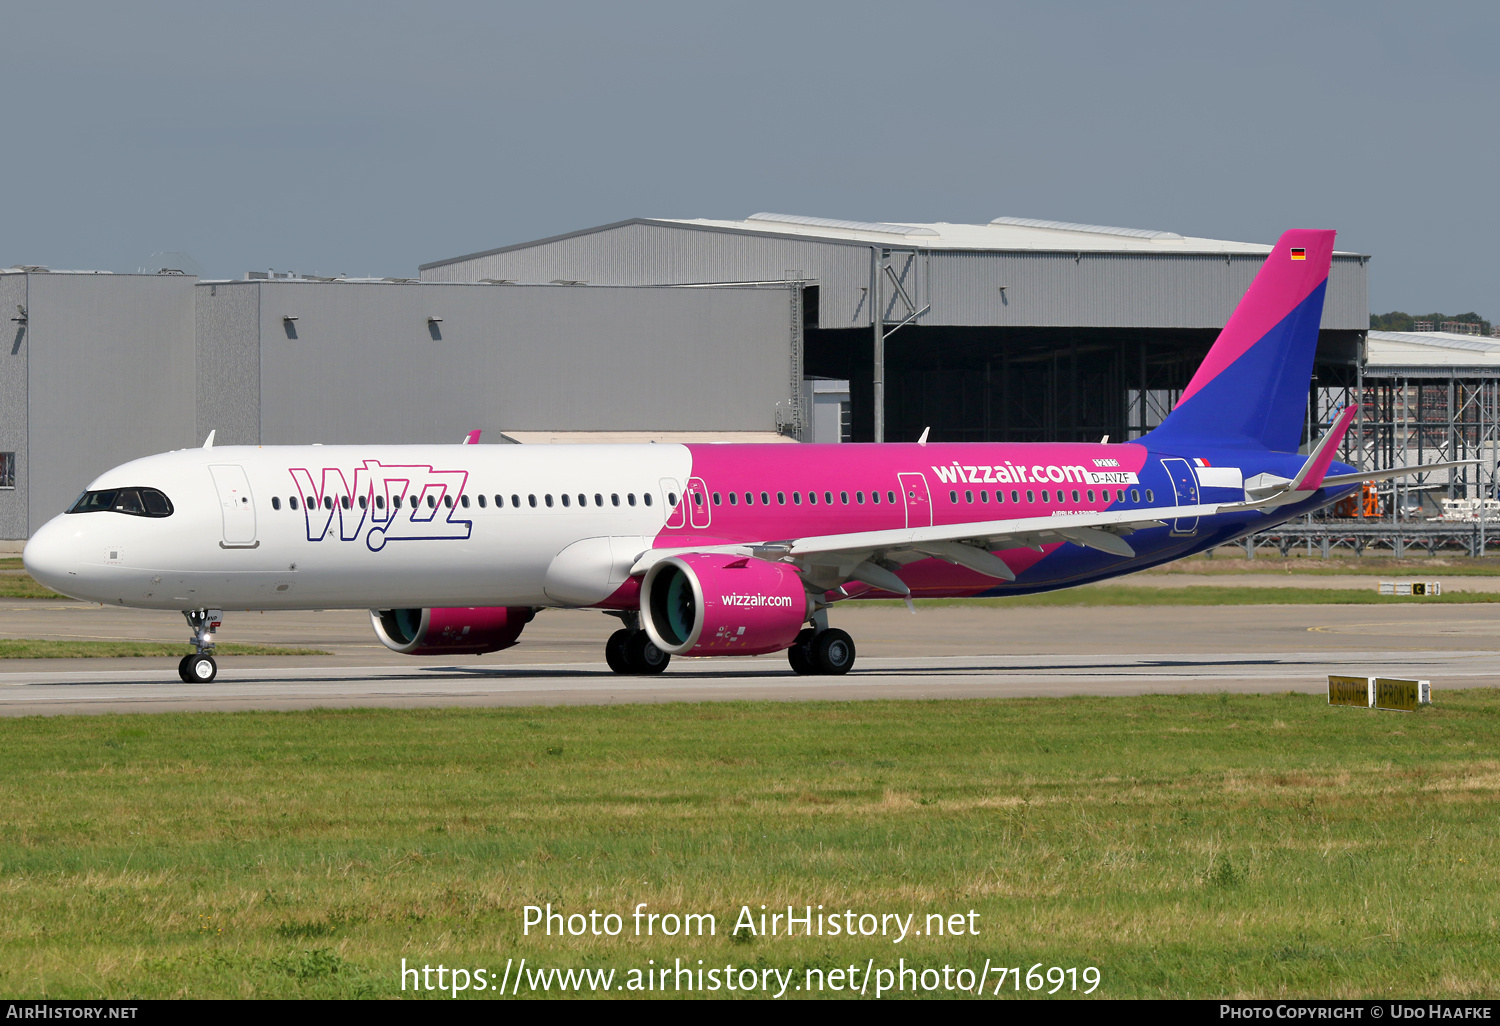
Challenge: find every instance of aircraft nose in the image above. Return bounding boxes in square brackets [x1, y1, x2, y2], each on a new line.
[22, 517, 87, 599]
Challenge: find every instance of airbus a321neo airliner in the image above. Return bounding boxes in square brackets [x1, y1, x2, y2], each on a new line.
[22, 230, 1465, 683]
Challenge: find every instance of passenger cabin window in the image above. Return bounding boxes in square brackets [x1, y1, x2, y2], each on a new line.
[561, 494, 570, 507]
[271, 496, 281, 510]
[460, 495, 470, 508]
[323, 496, 334, 510]
[595, 493, 604, 507]
[67, 488, 175, 519]
[427, 495, 437, 509]
[627, 494, 636, 506]
[290, 496, 299, 510]
[512, 495, 521, 507]
[545, 495, 554, 508]
[612, 494, 620, 507]
[340, 496, 350, 509]
[476, 495, 486, 508]
[1146, 489, 1155, 503]
[728, 493, 737, 506]
[643, 493, 653, 507]
[529, 495, 538, 507]
[760, 492, 769, 505]
[1130, 489, 1140, 503]
[667, 492, 678, 506]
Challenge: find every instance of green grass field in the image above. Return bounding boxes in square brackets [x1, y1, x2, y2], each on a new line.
[0, 574, 69, 599]
[1, 694, 1496, 999]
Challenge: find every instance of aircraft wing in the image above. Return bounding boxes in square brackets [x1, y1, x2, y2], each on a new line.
[629, 501, 1226, 594]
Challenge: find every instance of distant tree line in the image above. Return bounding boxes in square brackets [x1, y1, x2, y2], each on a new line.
[1371, 311, 1492, 334]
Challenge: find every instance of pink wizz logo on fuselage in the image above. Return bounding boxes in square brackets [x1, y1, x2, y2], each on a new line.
[288, 460, 471, 552]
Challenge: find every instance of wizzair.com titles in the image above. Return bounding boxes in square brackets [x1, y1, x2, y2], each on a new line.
[720, 594, 795, 608]
[933, 463, 1138, 487]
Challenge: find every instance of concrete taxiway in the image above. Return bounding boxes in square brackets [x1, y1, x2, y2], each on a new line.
[0, 598, 1496, 714]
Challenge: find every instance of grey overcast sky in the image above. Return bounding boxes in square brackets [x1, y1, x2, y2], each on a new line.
[0, 1, 1494, 315]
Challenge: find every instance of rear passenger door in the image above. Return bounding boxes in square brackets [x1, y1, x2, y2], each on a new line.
[898, 472, 933, 528]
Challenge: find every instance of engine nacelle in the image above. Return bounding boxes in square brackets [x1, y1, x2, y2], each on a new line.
[641, 554, 808, 656]
[370, 606, 532, 656]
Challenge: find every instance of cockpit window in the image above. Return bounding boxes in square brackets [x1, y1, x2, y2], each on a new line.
[67, 488, 174, 518]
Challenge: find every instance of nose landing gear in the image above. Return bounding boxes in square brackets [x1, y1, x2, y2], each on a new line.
[178, 608, 223, 683]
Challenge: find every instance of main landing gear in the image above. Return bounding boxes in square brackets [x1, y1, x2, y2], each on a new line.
[604, 614, 670, 675]
[178, 608, 222, 683]
[787, 626, 856, 676]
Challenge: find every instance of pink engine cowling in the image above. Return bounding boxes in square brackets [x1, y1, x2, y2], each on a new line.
[641, 554, 809, 656]
[369, 606, 532, 656]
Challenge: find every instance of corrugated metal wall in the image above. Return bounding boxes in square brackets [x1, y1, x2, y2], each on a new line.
[928, 251, 1367, 329]
[0, 276, 27, 539]
[195, 282, 261, 445]
[422, 223, 873, 324]
[422, 222, 1368, 331]
[25, 273, 197, 532]
[249, 281, 797, 444]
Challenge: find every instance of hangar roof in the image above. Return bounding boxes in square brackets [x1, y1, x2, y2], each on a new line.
[421, 213, 1367, 270]
[1367, 330, 1500, 373]
[650, 212, 1362, 256]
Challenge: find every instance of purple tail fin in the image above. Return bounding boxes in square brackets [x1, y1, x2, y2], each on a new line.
[1144, 229, 1337, 453]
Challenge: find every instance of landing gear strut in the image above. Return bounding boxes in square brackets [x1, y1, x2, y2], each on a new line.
[603, 613, 670, 675]
[788, 626, 856, 676]
[178, 608, 222, 683]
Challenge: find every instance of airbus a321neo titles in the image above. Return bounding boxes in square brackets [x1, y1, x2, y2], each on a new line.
[23, 230, 1468, 683]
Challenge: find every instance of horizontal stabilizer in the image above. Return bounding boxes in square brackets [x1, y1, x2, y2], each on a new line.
[1321, 459, 1480, 489]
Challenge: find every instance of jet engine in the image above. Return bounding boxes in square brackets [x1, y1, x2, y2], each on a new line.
[641, 554, 808, 656]
[370, 606, 533, 656]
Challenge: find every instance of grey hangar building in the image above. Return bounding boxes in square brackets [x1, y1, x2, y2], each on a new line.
[3, 213, 1379, 542]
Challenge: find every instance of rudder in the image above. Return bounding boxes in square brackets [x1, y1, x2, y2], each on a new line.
[1144, 228, 1336, 453]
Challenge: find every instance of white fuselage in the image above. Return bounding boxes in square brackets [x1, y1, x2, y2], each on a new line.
[24, 444, 693, 610]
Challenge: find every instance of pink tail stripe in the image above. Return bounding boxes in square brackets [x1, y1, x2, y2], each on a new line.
[1176, 229, 1336, 407]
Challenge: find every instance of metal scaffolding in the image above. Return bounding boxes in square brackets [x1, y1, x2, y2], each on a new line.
[1330, 368, 1500, 517]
